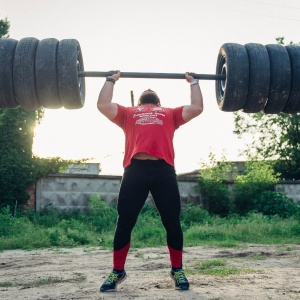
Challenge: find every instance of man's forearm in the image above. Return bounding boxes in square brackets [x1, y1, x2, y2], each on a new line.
[190, 83, 203, 111]
[97, 81, 115, 107]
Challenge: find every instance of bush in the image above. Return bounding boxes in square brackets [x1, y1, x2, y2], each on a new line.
[198, 178, 233, 216]
[0, 206, 15, 236]
[86, 194, 117, 233]
[253, 190, 300, 218]
[233, 161, 279, 215]
[197, 153, 235, 216]
[46, 219, 98, 246]
[123, 204, 164, 248]
[181, 204, 212, 227]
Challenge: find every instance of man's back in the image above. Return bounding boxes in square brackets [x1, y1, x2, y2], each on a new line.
[111, 104, 186, 168]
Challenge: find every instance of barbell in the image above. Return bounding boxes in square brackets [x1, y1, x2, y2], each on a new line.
[1, 37, 300, 114]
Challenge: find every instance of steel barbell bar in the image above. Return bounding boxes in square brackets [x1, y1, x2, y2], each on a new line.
[78, 71, 226, 81]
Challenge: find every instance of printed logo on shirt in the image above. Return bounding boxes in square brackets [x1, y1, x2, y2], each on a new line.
[133, 107, 165, 126]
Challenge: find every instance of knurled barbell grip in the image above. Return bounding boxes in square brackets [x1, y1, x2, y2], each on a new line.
[78, 71, 226, 80]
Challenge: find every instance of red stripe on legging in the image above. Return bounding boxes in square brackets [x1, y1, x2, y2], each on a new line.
[113, 243, 130, 270]
[168, 245, 182, 269]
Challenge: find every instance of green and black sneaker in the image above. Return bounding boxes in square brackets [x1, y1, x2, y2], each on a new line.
[100, 270, 127, 292]
[170, 268, 189, 291]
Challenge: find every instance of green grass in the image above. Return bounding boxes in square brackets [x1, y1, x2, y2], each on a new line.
[184, 212, 300, 246]
[187, 259, 254, 276]
[0, 201, 299, 251]
[250, 254, 269, 260]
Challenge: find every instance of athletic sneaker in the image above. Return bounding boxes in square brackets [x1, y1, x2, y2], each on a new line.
[100, 270, 127, 292]
[170, 268, 190, 291]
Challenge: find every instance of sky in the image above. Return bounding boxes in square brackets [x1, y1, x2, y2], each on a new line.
[1, 0, 300, 175]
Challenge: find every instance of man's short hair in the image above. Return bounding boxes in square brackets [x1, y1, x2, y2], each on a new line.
[138, 89, 160, 105]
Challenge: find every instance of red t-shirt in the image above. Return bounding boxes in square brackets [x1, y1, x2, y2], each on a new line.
[111, 104, 186, 168]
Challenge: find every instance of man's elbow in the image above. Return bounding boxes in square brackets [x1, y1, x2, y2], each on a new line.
[97, 102, 105, 113]
[97, 100, 108, 114]
[194, 105, 203, 117]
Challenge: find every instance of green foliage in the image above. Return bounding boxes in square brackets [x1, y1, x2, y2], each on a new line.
[276, 37, 299, 45]
[0, 196, 300, 251]
[234, 112, 300, 179]
[196, 154, 298, 219]
[233, 161, 280, 215]
[184, 212, 300, 246]
[0, 107, 84, 210]
[86, 194, 117, 233]
[197, 153, 235, 216]
[46, 219, 98, 246]
[0, 18, 9, 38]
[253, 191, 300, 218]
[189, 259, 249, 276]
[0, 108, 43, 209]
[0, 195, 117, 250]
[131, 205, 165, 248]
[181, 204, 212, 227]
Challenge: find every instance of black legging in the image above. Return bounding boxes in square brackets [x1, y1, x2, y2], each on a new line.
[114, 159, 183, 252]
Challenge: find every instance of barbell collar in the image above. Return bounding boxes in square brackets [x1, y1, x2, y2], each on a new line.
[78, 71, 226, 80]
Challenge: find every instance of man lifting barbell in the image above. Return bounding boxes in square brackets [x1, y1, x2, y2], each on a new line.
[97, 70, 203, 292]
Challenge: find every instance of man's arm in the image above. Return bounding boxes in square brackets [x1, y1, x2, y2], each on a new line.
[97, 71, 121, 120]
[182, 72, 204, 122]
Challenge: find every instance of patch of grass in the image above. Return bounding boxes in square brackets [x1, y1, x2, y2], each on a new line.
[184, 212, 300, 246]
[276, 245, 297, 252]
[130, 207, 166, 248]
[250, 254, 268, 260]
[0, 282, 13, 287]
[134, 252, 144, 258]
[187, 259, 254, 276]
[199, 259, 227, 269]
[0, 273, 86, 288]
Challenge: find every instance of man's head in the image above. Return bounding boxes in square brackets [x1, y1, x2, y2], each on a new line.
[138, 89, 160, 106]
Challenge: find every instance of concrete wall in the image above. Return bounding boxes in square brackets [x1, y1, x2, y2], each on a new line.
[35, 174, 201, 211]
[276, 181, 300, 203]
[35, 174, 300, 212]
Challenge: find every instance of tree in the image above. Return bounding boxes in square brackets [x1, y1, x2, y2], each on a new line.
[234, 112, 300, 179]
[0, 108, 42, 209]
[0, 18, 10, 38]
[233, 37, 300, 179]
[0, 19, 85, 211]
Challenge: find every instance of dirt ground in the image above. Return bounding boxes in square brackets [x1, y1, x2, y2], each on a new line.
[0, 244, 299, 300]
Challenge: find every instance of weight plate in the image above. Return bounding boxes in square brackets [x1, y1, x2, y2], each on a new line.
[0, 38, 19, 108]
[264, 44, 291, 114]
[13, 37, 40, 110]
[35, 38, 62, 109]
[282, 45, 300, 114]
[215, 43, 249, 112]
[57, 39, 85, 109]
[243, 43, 270, 113]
